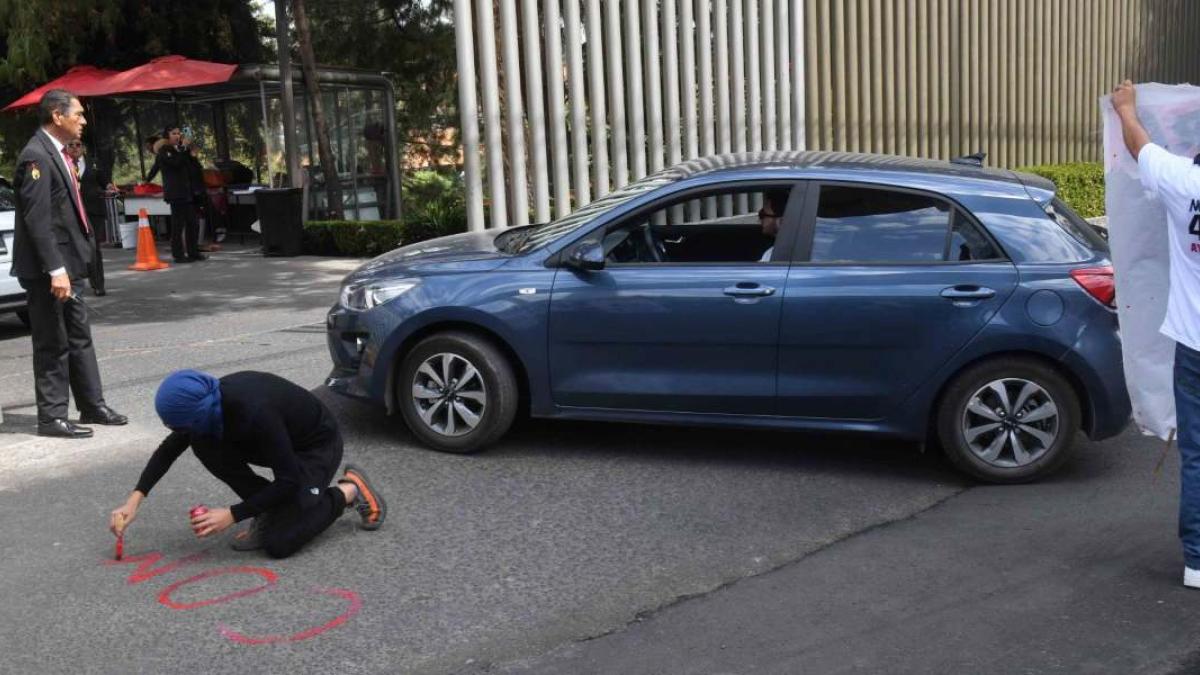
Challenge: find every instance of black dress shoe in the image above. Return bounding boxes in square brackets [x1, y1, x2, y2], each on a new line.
[38, 419, 94, 439]
[79, 405, 128, 426]
[174, 257, 193, 264]
[188, 254, 208, 262]
[93, 288, 107, 297]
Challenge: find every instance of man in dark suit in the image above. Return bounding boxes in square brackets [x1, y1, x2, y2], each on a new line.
[9, 89, 127, 438]
[145, 126, 206, 263]
[66, 139, 115, 296]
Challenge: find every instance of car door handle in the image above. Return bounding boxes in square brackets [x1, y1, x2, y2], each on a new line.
[940, 286, 996, 300]
[723, 284, 776, 297]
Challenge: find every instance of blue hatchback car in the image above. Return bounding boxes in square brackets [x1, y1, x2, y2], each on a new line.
[326, 151, 1130, 483]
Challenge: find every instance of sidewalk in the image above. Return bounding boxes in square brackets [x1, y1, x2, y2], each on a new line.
[0, 242, 363, 468]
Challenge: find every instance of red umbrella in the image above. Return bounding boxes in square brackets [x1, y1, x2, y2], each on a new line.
[98, 55, 237, 96]
[2, 65, 123, 111]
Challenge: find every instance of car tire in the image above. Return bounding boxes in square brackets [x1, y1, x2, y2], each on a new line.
[397, 331, 519, 454]
[15, 309, 30, 328]
[935, 357, 1080, 484]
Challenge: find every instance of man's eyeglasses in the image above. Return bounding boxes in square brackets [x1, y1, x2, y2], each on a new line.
[66, 142, 83, 148]
[757, 208, 780, 219]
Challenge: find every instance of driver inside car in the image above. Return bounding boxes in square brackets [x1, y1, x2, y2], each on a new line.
[758, 190, 790, 262]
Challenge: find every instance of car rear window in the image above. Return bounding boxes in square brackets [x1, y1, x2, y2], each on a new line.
[1045, 197, 1108, 251]
[0, 182, 14, 212]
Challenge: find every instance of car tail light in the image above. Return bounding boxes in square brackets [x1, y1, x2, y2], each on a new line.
[1070, 266, 1116, 308]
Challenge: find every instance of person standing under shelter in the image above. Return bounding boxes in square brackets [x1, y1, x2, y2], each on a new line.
[145, 126, 206, 263]
[8, 89, 127, 438]
[1112, 79, 1200, 589]
[66, 139, 115, 296]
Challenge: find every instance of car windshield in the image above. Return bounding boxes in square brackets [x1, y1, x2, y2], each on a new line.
[0, 181, 14, 212]
[500, 171, 680, 254]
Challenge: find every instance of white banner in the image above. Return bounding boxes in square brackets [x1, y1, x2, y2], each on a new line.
[1100, 83, 1200, 440]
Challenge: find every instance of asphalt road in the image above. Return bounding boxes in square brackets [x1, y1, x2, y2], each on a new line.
[0, 245, 1194, 674]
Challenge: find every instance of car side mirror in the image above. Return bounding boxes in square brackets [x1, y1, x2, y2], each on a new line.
[566, 241, 606, 271]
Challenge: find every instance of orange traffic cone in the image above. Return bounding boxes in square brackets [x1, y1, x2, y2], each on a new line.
[128, 208, 169, 271]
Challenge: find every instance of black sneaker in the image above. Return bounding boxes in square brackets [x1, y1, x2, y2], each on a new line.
[340, 464, 386, 530]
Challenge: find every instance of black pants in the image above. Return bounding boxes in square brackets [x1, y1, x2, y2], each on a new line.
[86, 218, 105, 292]
[168, 200, 200, 261]
[19, 277, 105, 422]
[193, 438, 347, 559]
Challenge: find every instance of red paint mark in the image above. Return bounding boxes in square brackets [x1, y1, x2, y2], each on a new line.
[104, 551, 209, 585]
[158, 566, 278, 610]
[217, 588, 363, 645]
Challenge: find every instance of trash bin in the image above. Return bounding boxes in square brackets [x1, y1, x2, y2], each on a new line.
[256, 187, 304, 256]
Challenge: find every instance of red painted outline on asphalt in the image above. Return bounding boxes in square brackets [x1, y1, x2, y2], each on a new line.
[157, 566, 279, 610]
[104, 551, 209, 584]
[216, 588, 363, 645]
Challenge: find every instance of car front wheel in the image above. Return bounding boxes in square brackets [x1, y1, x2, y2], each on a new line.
[397, 331, 519, 454]
[936, 357, 1080, 483]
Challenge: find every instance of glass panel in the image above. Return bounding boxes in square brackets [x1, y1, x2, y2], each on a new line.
[947, 213, 1002, 261]
[810, 185, 951, 263]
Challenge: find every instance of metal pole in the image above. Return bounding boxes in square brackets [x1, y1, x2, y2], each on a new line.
[792, 0, 806, 150]
[275, 0, 301, 188]
[776, 0, 791, 150]
[544, 0, 572, 218]
[585, 0, 609, 196]
[382, 82, 403, 220]
[564, 0, 591, 207]
[521, 0, 551, 222]
[500, 0, 530, 225]
[698, 0, 715, 218]
[476, 0, 507, 228]
[133, 100, 146, 179]
[747, 0, 761, 152]
[604, 0, 629, 188]
[644, 0, 664, 174]
[259, 80, 273, 185]
[454, 0, 485, 231]
[625, 0, 647, 180]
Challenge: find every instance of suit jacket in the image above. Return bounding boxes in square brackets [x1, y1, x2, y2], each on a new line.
[9, 131, 95, 281]
[78, 159, 111, 217]
[145, 144, 195, 203]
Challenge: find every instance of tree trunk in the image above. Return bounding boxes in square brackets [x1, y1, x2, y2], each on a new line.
[292, 0, 343, 219]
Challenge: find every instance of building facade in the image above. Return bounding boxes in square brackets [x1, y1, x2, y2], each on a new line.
[454, 0, 1200, 231]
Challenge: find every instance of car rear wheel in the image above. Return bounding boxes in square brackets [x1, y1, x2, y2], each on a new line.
[935, 357, 1079, 483]
[397, 331, 518, 454]
[15, 309, 30, 328]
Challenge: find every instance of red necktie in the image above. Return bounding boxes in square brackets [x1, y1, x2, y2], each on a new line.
[61, 148, 91, 235]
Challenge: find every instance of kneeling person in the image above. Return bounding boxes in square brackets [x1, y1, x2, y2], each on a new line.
[109, 370, 385, 558]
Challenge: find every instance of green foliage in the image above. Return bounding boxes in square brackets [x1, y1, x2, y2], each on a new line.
[0, 0, 272, 176]
[1016, 162, 1105, 218]
[403, 170, 467, 233]
[302, 0, 459, 168]
[303, 220, 407, 257]
[305, 172, 469, 256]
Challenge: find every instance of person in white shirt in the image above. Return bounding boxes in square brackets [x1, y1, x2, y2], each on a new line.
[1112, 79, 1200, 589]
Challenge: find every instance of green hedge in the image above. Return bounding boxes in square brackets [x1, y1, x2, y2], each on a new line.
[303, 220, 450, 257]
[1016, 162, 1104, 218]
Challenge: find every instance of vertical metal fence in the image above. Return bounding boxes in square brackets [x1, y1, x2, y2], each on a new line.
[455, 0, 1200, 231]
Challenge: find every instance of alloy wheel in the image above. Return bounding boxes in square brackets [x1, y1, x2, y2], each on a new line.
[961, 377, 1060, 468]
[411, 352, 487, 437]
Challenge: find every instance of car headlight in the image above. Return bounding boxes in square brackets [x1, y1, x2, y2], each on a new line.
[339, 279, 420, 311]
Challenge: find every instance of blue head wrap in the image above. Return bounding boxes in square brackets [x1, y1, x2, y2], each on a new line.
[155, 369, 223, 438]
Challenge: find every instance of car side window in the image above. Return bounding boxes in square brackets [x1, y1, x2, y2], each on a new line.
[604, 184, 795, 264]
[947, 211, 1003, 261]
[810, 185, 951, 263]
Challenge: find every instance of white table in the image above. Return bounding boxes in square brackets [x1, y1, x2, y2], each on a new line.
[123, 196, 172, 217]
